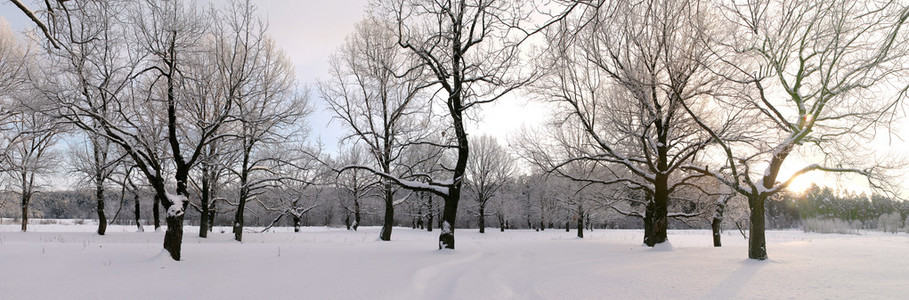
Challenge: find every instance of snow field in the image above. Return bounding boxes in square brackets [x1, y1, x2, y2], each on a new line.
[1, 224, 907, 299]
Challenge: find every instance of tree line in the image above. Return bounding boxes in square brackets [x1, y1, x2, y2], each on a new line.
[2, 0, 908, 261]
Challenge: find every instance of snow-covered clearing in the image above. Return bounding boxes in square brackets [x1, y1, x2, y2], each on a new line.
[1, 223, 907, 299]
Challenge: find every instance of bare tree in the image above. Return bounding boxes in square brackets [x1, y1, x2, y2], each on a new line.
[0, 17, 28, 171]
[2, 102, 61, 232]
[464, 135, 515, 233]
[195, 0, 309, 242]
[354, 0, 581, 249]
[334, 145, 378, 231]
[40, 0, 227, 260]
[0, 17, 27, 99]
[258, 145, 325, 233]
[67, 134, 121, 235]
[526, 0, 718, 246]
[683, 0, 909, 259]
[320, 16, 432, 241]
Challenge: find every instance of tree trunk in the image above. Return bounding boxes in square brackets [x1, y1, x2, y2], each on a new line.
[648, 176, 670, 246]
[380, 183, 394, 241]
[20, 195, 29, 232]
[439, 187, 460, 249]
[499, 213, 505, 232]
[345, 214, 351, 230]
[234, 147, 252, 242]
[438, 82, 468, 250]
[479, 205, 486, 233]
[163, 165, 191, 260]
[153, 194, 161, 230]
[577, 205, 584, 238]
[565, 220, 570, 232]
[208, 201, 216, 232]
[233, 196, 246, 241]
[712, 199, 727, 247]
[133, 190, 143, 232]
[748, 194, 767, 260]
[199, 173, 210, 238]
[426, 195, 433, 232]
[96, 182, 107, 235]
[353, 197, 361, 231]
[712, 217, 723, 247]
[293, 214, 301, 233]
[586, 213, 593, 231]
[643, 201, 654, 245]
[162, 212, 185, 260]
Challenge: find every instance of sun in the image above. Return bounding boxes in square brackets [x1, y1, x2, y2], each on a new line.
[781, 167, 829, 195]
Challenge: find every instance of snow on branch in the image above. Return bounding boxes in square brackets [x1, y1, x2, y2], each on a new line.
[772, 164, 873, 195]
[608, 206, 644, 219]
[10, 0, 59, 49]
[165, 192, 187, 218]
[338, 165, 450, 197]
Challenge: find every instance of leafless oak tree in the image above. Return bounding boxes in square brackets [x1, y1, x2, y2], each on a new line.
[464, 135, 515, 233]
[683, 0, 909, 260]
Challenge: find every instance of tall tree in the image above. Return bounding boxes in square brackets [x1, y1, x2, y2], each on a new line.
[464, 135, 515, 233]
[334, 145, 378, 231]
[199, 0, 308, 242]
[684, 0, 909, 260]
[359, 0, 579, 249]
[2, 103, 60, 232]
[320, 17, 430, 241]
[528, 0, 717, 246]
[43, 0, 229, 260]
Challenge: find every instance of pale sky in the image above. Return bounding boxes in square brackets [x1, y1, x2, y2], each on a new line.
[0, 0, 548, 154]
[1, 1, 904, 196]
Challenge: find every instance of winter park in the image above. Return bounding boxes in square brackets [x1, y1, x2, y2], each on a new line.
[2, 0, 909, 299]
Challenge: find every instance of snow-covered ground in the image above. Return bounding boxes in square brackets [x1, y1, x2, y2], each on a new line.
[1, 222, 907, 299]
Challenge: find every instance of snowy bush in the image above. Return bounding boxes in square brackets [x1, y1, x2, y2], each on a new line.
[877, 213, 902, 233]
[801, 218, 861, 234]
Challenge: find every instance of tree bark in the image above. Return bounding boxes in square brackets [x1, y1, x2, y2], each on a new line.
[380, 183, 394, 241]
[293, 214, 301, 233]
[643, 201, 654, 245]
[152, 194, 161, 230]
[712, 200, 726, 247]
[438, 63, 469, 250]
[96, 183, 107, 235]
[647, 176, 670, 246]
[712, 217, 723, 247]
[426, 195, 433, 232]
[748, 194, 767, 260]
[233, 197, 245, 241]
[478, 204, 486, 233]
[20, 194, 29, 232]
[133, 189, 143, 232]
[233, 150, 251, 242]
[439, 184, 460, 249]
[577, 205, 584, 238]
[208, 202, 215, 232]
[499, 212, 505, 232]
[353, 198, 360, 231]
[199, 170, 210, 238]
[162, 212, 185, 260]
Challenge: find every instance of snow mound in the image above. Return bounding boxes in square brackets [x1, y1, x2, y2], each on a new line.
[650, 241, 674, 251]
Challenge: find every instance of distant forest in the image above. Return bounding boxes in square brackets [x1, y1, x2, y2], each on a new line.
[4, 180, 906, 235]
